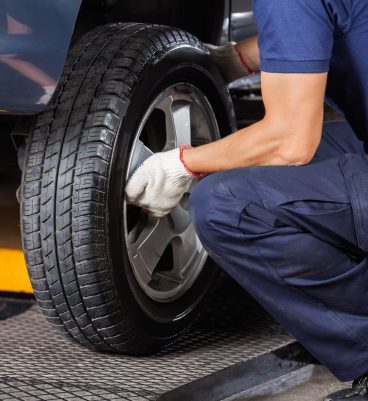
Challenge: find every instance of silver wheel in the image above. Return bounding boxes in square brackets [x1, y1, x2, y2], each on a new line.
[124, 83, 220, 303]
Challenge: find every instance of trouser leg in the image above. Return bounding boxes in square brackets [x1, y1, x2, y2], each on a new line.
[189, 121, 368, 381]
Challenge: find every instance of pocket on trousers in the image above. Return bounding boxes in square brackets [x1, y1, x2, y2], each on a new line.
[340, 154, 368, 253]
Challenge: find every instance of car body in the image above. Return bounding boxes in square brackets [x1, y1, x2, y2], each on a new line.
[0, 0, 256, 115]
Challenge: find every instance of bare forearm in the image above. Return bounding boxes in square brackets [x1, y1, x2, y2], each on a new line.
[183, 72, 326, 174]
[183, 120, 292, 174]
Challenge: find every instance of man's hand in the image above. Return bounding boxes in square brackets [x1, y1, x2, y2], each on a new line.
[205, 37, 259, 84]
[125, 146, 202, 218]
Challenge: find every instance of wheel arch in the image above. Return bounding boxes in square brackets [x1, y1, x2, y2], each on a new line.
[0, 0, 230, 116]
[73, 0, 229, 46]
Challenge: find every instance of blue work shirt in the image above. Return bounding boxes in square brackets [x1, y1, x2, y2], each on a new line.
[253, 0, 368, 145]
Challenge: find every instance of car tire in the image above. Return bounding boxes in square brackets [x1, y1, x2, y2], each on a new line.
[21, 22, 236, 354]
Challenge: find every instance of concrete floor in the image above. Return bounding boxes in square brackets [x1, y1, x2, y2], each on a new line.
[228, 365, 350, 401]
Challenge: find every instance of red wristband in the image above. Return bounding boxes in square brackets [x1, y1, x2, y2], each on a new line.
[179, 145, 206, 178]
[234, 45, 254, 76]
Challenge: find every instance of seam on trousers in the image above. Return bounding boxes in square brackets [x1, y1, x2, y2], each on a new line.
[339, 154, 362, 251]
[235, 174, 288, 284]
[237, 222, 286, 285]
[244, 175, 270, 210]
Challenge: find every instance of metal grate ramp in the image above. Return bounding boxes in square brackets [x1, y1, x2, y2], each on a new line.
[0, 278, 299, 401]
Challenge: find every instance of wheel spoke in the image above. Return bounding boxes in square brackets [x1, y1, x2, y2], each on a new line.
[156, 95, 176, 150]
[128, 139, 153, 178]
[128, 216, 175, 284]
[171, 224, 202, 281]
[156, 95, 192, 149]
[172, 102, 192, 146]
[170, 205, 191, 234]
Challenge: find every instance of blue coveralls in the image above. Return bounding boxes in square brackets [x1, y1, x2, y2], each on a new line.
[190, 0, 368, 382]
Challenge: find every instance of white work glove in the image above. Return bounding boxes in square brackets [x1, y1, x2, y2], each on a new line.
[205, 42, 253, 84]
[125, 146, 204, 218]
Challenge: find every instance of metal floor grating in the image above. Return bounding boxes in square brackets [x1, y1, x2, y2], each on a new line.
[0, 277, 295, 401]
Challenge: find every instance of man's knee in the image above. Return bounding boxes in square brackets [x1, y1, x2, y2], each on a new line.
[189, 170, 257, 249]
[189, 175, 217, 247]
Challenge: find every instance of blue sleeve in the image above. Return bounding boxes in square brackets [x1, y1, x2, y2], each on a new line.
[253, 0, 335, 73]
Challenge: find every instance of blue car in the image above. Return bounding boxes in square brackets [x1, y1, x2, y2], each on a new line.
[0, 0, 257, 354]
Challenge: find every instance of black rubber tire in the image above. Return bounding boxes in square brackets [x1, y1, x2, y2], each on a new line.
[21, 23, 236, 354]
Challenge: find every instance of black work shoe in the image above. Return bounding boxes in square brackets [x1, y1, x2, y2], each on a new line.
[325, 376, 368, 400]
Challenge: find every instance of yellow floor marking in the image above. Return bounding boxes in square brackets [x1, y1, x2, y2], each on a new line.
[0, 248, 32, 293]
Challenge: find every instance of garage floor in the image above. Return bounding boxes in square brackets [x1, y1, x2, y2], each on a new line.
[0, 295, 352, 401]
[0, 288, 297, 401]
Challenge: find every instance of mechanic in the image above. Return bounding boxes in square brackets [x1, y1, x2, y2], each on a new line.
[126, 1, 368, 399]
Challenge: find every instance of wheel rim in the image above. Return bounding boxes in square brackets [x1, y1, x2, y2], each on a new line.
[124, 83, 220, 303]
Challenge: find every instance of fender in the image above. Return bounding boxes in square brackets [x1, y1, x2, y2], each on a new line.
[0, 0, 256, 116]
[0, 0, 81, 114]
